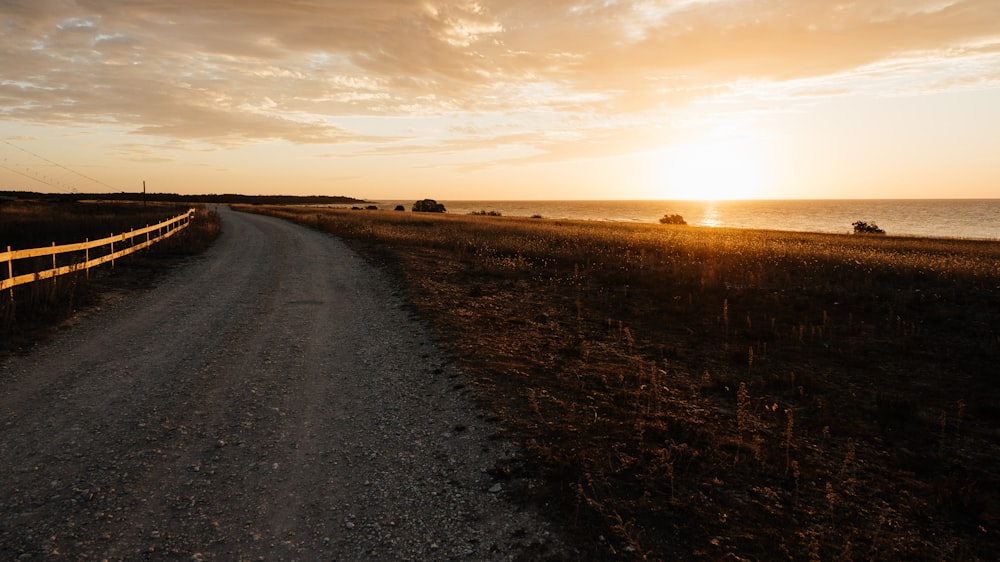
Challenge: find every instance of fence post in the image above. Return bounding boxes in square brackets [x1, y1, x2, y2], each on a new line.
[85, 239, 90, 280]
[51, 241, 57, 287]
[5, 245, 13, 305]
[110, 234, 115, 268]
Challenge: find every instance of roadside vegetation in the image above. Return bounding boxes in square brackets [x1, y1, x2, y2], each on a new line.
[243, 205, 1000, 560]
[0, 199, 221, 351]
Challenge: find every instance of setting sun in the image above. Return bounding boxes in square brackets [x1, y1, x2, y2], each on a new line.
[653, 135, 771, 201]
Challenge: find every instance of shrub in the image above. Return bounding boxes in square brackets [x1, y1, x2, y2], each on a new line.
[852, 221, 885, 235]
[394, 205, 406, 211]
[659, 213, 687, 225]
[471, 210, 502, 216]
[412, 199, 446, 213]
[365, 205, 378, 210]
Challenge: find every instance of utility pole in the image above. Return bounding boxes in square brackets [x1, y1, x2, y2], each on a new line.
[142, 180, 146, 207]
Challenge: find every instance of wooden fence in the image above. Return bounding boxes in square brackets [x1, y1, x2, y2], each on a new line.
[2, 209, 196, 294]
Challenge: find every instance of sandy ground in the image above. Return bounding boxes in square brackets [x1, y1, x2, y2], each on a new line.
[0, 208, 567, 560]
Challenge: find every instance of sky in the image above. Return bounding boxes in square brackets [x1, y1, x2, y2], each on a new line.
[1, 0, 999, 201]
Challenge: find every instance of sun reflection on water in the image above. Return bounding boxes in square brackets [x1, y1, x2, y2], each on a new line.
[699, 203, 722, 228]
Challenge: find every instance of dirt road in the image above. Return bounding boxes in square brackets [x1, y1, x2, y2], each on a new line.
[0, 208, 563, 560]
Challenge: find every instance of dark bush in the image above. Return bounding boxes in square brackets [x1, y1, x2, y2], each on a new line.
[394, 205, 406, 211]
[853, 221, 886, 235]
[413, 199, 446, 213]
[365, 205, 378, 210]
[659, 213, 687, 225]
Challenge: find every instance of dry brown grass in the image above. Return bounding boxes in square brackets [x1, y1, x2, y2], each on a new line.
[243, 204, 1000, 560]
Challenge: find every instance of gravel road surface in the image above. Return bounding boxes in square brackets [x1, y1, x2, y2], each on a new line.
[0, 208, 565, 560]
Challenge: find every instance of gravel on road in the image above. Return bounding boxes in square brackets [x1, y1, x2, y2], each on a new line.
[0, 208, 567, 560]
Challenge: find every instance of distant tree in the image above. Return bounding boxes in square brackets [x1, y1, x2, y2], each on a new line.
[852, 221, 886, 235]
[394, 205, 406, 211]
[365, 205, 378, 210]
[412, 199, 446, 213]
[659, 213, 687, 225]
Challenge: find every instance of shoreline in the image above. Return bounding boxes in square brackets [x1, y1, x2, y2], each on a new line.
[328, 199, 1000, 240]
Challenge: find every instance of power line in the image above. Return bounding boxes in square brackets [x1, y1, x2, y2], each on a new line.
[1, 140, 121, 192]
[0, 163, 74, 191]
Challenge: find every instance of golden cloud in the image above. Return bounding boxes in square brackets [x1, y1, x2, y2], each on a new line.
[0, 0, 996, 151]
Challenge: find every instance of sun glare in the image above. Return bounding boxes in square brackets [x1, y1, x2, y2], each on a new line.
[653, 136, 769, 200]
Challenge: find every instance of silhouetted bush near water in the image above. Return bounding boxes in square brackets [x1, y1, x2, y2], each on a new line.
[853, 220, 886, 234]
[412, 199, 446, 213]
[659, 213, 687, 225]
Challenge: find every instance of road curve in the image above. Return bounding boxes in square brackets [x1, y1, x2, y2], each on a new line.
[0, 208, 562, 560]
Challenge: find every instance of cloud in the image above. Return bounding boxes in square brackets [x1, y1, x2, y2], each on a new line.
[111, 142, 176, 164]
[1, 0, 997, 154]
[625, 0, 1000, 79]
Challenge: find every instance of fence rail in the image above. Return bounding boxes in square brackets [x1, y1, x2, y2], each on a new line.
[2, 208, 195, 292]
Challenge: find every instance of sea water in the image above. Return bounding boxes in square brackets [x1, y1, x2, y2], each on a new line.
[370, 199, 1000, 240]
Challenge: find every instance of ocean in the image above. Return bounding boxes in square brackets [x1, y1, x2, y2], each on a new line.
[368, 199, 1000, 240]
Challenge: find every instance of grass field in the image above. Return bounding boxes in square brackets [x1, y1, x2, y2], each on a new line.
[244, 205, 1000, 560]
[1, 199, 221, 350]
